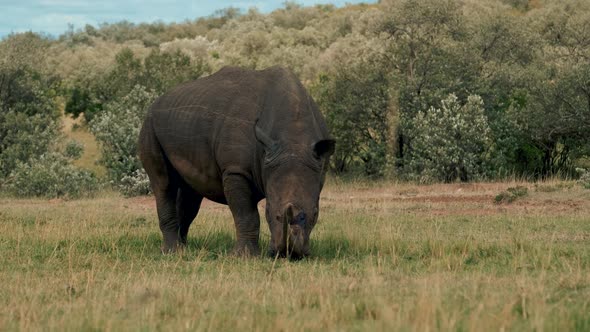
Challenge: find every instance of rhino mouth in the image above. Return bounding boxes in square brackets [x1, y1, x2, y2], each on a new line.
[267, 247, 309, 260]
[267, 230, 310, 260]
[268, 221, 309, 260]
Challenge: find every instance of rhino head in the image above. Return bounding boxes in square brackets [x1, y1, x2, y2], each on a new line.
[255, 122, 335, 259]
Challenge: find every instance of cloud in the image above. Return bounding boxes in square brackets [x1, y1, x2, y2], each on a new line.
[31, 13, 91, 27]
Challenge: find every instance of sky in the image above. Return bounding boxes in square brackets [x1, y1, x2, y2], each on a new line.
[0, 0, 378, 38]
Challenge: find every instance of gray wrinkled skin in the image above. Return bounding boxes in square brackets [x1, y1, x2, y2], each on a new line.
[139, 66, 335, 258]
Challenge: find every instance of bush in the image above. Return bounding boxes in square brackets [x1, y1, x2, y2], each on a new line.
[119, 169, 151, 196]
[577, 168, 590, 189]
[5, 153, 98, 198]
[64, 140, 84, 160]
[0, 33, 61, 180]
[0, 111, 60, 179]
[494, 186, 528, 204]
[90, 85, 157, 195]
[64, 87, 103, 123]
[403, 94, 492, 183]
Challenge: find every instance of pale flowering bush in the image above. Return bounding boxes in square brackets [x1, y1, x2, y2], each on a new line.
[257, 44, 320, 80]
[90, 85, 157, 196]
[159, 36, 219, 60]
[403, 94, 492, 183]
[313, 32, 387, 77]
[119, 168, 151, 196]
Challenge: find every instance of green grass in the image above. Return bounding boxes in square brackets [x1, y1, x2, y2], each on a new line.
[0, 181, 589, 331]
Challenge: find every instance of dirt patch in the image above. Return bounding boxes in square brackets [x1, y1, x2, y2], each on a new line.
[124, 182, 589, 218]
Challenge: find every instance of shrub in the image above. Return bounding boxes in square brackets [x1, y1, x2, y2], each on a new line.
[119, 169, 151, 196]
[403, 94, 492, 183]
[64, 87, 103, 123]
[90, 85, 156, 195]
[64, 140, 84, 160]
[5, 153, 98, 198]
[0, 111, 60, 179]
[0, 33, 61, 180]
[494, 186, 528, 204]
[577, 168, 590, 189]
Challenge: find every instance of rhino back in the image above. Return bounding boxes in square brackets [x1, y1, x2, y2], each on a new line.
[144, 66, 328, 199]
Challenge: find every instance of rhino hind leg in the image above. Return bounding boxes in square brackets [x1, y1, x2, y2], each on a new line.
[140, 126, 201, 253]
[176, 183, 203, 245]
[223, 173, 261, 257]
[150, 180, 199, 253]
[149, 170, 205, 253]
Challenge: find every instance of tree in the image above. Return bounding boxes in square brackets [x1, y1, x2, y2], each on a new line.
[512, 1, 590, 176]
[313, 61, 392, 177]
[65, 47, 208, 122]
[375, 0, 478, 166]
[142, 49, 208, 94]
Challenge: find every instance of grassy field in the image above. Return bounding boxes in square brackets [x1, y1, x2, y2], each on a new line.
[0, 180, 589, 331]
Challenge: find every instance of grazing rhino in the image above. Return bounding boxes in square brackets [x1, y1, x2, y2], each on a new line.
[139, 66, 335, 258]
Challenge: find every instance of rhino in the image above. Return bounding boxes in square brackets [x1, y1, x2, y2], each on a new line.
[139, 66, 335, 258]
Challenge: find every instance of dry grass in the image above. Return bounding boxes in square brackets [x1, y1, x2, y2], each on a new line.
[0, 180, 589, 331]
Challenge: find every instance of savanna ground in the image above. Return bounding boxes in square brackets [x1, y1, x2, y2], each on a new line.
[1, 178, 589, 331]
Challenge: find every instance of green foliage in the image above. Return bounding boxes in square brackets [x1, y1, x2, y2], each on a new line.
[4, 0, 590, 183]
[64, 87, 103, 122]
[142, 49, 208, 94]
[403, 94, 492, 183]
[5, 153, 98, 198]
[0, 33, 98, 199]
[0, 111, 60, 179]
[65, 47, 208, 123]
[64, 140, 84, 160]
[501, 1, 590, 177]
[312, 61, 391, 177]
[90, 85, 157, 196]
[0, 33, 61, 180]
[518, 61, 590, 176]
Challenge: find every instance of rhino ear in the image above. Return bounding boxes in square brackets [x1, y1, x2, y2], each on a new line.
[313, 139, 335, 158]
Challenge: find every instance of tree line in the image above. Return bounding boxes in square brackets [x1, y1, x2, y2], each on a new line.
[1, 0, 589, 197]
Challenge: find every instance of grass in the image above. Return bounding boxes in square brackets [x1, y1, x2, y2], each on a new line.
[0, 180, 589, 331]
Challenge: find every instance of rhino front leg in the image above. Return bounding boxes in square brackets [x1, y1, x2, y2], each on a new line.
[223, 173, 261, 257]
